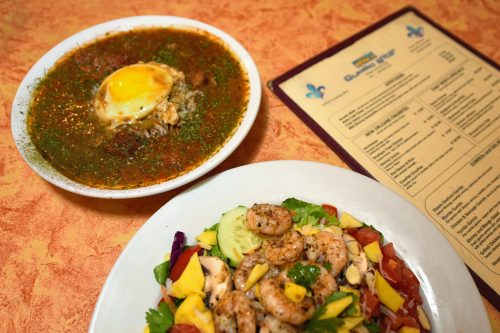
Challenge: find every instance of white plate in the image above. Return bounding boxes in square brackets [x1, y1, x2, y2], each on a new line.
[11, 16, 261, 199]
[89, 161, 490, 332]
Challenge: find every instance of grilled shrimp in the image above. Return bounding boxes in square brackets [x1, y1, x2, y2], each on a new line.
[263, 230, 304, 266]
[259, 315, 298, 333]
[304, 231, 348, 277]
[214, 291, 256, 333]
[259, 278, 315, 325]
[246, 204, 292, 236]
[278, 262, 338, 305]
[233, 252, 278, 291]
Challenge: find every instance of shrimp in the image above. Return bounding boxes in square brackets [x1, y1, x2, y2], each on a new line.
[278, 262, 338, 305]
[309, 264, 338, 305]
[304, 231, 348, 277]
[263, 230, 304, 266]
[259, 315, 298, 333]
[214, 290, 256, 333]
[246, 204, 292, 236]
[259, 278, 315, 325]
[233, 252, 270, 291]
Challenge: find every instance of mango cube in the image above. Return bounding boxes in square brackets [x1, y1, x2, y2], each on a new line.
[169, 253, 205, 299]
[318, 296, 353, 319]
[374, 270, 404, 312]
[175, 294, 214, 333]
[196, 230, 217, 246]
[243, 263, 269, 291]
[339, 212, 363, 229]
[284, 281, 307, 303]
[399, 327, 420, 333]
[364, 241, 383, 263]
[342, 316, 364, 330]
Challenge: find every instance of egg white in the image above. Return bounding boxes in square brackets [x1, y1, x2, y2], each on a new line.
[94, 62, 175, 126]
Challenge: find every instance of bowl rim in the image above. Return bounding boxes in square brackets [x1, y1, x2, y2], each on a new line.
[11, 15, 261, 199]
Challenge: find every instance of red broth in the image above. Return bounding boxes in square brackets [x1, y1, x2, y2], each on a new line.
[27, 28, 248, 189]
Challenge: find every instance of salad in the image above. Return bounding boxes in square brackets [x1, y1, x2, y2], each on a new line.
[144, 198, 431, 333]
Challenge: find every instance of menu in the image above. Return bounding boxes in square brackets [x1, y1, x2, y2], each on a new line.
[270, 7, 499, 306]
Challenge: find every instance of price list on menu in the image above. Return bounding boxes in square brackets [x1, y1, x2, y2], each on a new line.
[270, 7, 499, 305]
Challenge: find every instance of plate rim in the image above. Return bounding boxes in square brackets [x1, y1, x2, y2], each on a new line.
[88, 160, 491, 332]
[11, 15, 261, 199]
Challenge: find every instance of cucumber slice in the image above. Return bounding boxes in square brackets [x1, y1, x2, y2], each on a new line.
[217, 206, 263, 267]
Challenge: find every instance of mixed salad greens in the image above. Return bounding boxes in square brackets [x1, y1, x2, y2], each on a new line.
[144, 198, 431, 333]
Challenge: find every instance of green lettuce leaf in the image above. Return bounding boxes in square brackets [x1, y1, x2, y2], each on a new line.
[306, 316, 344, 333]
[153, 261, 170, 285]
[282, 198, 338, 227]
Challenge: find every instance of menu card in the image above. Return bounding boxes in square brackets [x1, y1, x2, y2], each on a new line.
[269, 6, 499, 307]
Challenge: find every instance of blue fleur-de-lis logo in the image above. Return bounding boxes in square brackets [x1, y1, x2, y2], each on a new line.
[306, 83, 325, 99]
[406, 25, 424, 38]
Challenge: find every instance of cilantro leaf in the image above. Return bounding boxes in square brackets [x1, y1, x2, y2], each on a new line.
[287, 262, 321, 288]
[145, 302, 174, 333]
[282, 198, 338, 227]
[153, 261, 169, 285]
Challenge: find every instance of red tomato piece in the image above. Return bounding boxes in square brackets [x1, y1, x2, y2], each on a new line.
[400, 266, 422, 303]
[169, 245, 201, 282]
[401, 315, 420, 328]
[360, 288, 380, 319]
[380, 257, 403, 285]
[169, 324, 202, 333]
[321, 204, 338, 218]
[382, 242, 397, 258]
[345, 227, 358, 237]
[353, 227, 380, 247]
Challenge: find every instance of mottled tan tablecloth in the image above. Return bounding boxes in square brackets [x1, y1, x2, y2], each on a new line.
[0, 0, 498, 331]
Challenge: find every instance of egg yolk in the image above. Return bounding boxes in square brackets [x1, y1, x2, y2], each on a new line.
[94, 63, 175, 126]
[107, 65, 169, 103]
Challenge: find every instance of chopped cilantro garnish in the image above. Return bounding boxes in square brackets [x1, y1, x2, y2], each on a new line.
[282, 198, 338, 227]
[287, 262, 321, 288]
[145, 302, 174, 333]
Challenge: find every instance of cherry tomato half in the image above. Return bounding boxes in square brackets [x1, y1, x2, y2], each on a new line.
[353, 227, 380, 247]
[169, 324, 202, 333]
[321, 204, 338, 218]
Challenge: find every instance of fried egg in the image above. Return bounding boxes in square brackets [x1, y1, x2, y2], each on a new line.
[94, 62, 180, 127]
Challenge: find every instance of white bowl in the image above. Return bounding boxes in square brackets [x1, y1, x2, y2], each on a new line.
[11, 16, 261, 199]
[89, 161, 490, 332]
